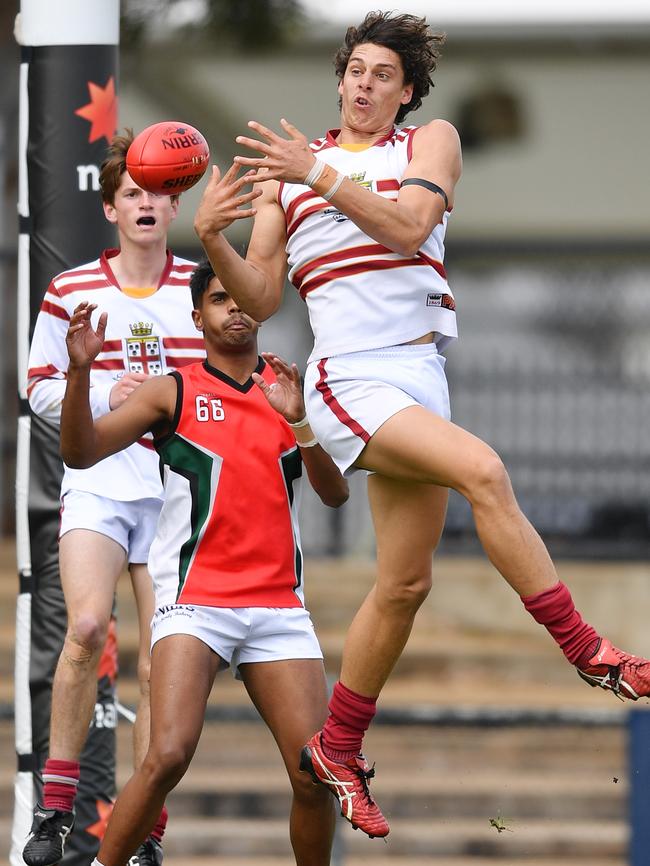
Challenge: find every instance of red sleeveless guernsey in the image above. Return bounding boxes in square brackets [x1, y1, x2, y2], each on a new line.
[148, 359, 305, 608]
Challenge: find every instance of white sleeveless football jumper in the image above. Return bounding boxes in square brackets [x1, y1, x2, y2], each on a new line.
[27, 249, 205, 501]
[278, 126, 457, 474]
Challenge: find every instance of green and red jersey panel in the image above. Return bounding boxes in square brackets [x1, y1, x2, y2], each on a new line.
[149, 359, 305, 608]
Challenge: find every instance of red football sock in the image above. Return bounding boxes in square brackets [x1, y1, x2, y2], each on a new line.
[321, 681, 377, 762]
[150, 805, 168, 843]
[42, 758, 80, 812]
[521, 581, 600, 667]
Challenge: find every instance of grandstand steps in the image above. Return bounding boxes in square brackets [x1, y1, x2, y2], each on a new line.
[153, 766, 626, 817]
[0, 542, 635, 864]
[0, 854, 626, 866]
[165, 860, 623, 866]
[135, 816, 626, 859]
[0, 719, 628, 862]
[3, 549, 648, 711]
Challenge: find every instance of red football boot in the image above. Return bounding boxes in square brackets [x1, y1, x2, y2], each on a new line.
[577, 638, 650, 700]
[300, 732, 389, 838]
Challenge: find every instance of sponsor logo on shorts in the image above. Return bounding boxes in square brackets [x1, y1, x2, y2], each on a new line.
[157, 604, 195, 615]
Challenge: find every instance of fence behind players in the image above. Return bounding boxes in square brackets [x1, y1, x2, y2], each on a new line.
[294, 243, 650, 560]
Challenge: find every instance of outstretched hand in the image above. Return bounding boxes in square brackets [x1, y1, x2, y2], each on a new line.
[194, 163, 261, 240]
[252, 352, 306, 423]
[234, 119, 316, 184]
[66, 302, 107, 368]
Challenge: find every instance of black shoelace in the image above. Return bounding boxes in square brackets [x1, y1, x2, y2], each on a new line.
[356, 763, 376, 802]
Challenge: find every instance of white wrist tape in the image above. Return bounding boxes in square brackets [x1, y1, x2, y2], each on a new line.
[322, 172, 345, 201]
[296, 436, 319, 448]
[287, 415, 310, 428]
[304, 159, 325, 187]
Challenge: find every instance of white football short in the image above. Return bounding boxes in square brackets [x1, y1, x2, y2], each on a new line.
[59, 489, 162, 564]
[150, 603, 323, 680]
[304, 342, 451, 476]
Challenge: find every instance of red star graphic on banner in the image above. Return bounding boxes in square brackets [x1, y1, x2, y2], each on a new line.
[75, 76, 118, 145]
[85, 799, 115, 840]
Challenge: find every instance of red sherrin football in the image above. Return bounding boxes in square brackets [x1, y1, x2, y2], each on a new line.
[126, 121, 210, 195]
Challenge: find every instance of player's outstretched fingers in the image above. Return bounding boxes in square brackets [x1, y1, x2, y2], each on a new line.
[251, 372, 270, 394]
[219, 164, 254, 191]
[72, 301, 96, 316]
[233, 154, 264, 171]
[233, 185, 263, 207]
[235, 133, 271, 157]
[246, 120, 281, 143]
[261, 352, 293, 377]
[233, 169, 258, 189]
[96, 312, 108, 341]
[260, 352, 280, 372]
[208, 164, 223, 185]
[280, 118, 306, 142]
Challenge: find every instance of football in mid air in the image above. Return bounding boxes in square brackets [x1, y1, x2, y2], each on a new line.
[126, 121, 210, 195]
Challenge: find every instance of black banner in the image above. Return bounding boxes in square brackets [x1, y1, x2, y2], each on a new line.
[27, 44, 118, 332]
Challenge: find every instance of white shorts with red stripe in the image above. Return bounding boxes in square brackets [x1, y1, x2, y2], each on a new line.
[304, 342, 450, 476]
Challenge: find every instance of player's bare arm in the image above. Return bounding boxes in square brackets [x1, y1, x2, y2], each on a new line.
[234, 118, 461, 259]
[253, 352, 349, 508]
[194, 163, 287, 321]
[398, 119, 462, 228]
[60, 303, 175, 468]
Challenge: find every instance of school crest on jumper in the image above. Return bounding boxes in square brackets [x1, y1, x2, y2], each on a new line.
[349, 170, 372, 190]
[126, 322, 163, 375]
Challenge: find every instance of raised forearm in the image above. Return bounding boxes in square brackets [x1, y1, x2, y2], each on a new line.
[292, 419, 349, 508]
[300, 443, 349, 508]
[310, 164, 436, 258]
[60, 364, 99, 468]
[200, 230, 280, 321]
[194, 164, 286, 320]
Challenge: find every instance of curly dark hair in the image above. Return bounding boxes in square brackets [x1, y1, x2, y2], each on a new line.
[333, 11, 445, 125]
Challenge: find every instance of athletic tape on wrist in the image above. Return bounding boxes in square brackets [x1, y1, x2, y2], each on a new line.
[322, 172, 345, 201]
[296, 436, 319, 448]
[287, 415, 310, 428]
[304, 159, 325, 187]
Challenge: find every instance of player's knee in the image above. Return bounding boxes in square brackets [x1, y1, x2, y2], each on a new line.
[65, 614, 108, 659]
[143, 741, 192, 789]
[289, 765, 331, 807]
[466, 449, 512, 509]
[136, 655, 151, 695]
[377, 569, 432, 613]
